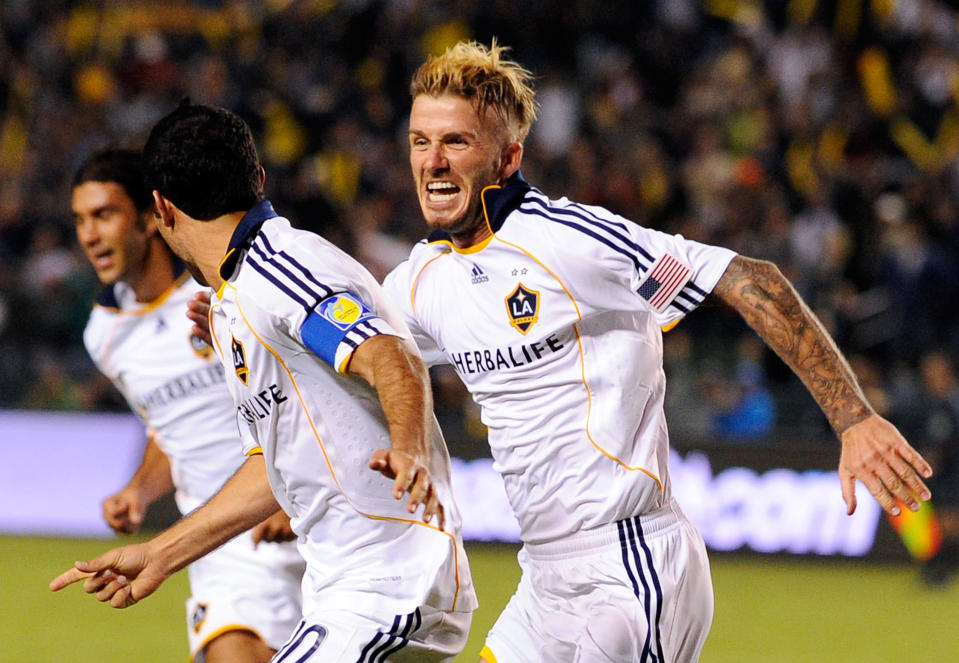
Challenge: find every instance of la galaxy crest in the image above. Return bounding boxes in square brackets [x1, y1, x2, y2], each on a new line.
[231, 336, 249, 385]
[505, 283, 539, 334]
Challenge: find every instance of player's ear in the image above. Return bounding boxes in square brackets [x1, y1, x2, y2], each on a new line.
[139, 208, 159, 237]
[152, 191, 175, 229]
[499, 141, 523, 182]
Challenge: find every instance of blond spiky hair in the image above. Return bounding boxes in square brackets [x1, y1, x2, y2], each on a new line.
[410, 39, 538, 143]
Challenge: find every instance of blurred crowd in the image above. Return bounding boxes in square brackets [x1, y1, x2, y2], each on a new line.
[1, 0, 959, 471]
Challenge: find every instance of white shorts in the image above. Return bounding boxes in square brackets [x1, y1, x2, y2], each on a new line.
[269, 605, 472, 662]
[483, 499, 713, 663]
[186, 530, 306, 661]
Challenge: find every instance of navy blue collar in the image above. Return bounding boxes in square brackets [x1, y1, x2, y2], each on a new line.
[219, 200, 278, 280]
[96, 284, 121, 308]
[427, 171, 531, 244]
[95, 255, 187, 308]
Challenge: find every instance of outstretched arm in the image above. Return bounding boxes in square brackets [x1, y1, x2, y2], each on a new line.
[346, 334, 442, 527]
[51, 454, 279, 607]
[712, 255, 932, 515]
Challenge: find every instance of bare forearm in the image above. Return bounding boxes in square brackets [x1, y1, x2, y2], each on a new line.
[350, 335, 431, 455]
[378, 348, 431, 455]
[348, 333, 439, 519]
[713, 255, 872, 435]
[127, 437, 175, 503]
[146, 455, 279, 575]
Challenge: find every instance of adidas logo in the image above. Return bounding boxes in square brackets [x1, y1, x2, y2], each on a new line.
[470, 264, 489, 284]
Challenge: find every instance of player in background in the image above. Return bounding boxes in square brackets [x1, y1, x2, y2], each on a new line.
[377, 41, 934, 662]
[53, 104, 476, 662]
[70, 147, 305, 663]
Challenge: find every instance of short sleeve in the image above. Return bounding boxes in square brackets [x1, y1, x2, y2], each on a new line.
[300, 291, 402, 373]
[540, 196, 736, 329]
[636, 237, 736, 328]
[382, 260, 447, 367]
[237, 413, 262, 456]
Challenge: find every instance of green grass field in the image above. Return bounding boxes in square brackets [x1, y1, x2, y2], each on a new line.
[5, 536, 957, 662]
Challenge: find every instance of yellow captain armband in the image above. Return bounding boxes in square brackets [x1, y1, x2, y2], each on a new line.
[661, 320, 681, 333]
[246, 447, 263, 456]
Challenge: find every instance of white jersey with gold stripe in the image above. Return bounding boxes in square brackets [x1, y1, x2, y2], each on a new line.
[84, 266, 307, 658]
[383, 173, 737, 545]
[208, 201, 475, 619]
[84, 270, 244, 515]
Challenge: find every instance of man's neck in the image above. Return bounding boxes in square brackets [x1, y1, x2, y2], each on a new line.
[450, 223, 493, 250]
[128, 239, 176, 303]
[190, 212, 249, 291]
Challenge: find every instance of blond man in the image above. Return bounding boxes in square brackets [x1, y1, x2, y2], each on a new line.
[381, 41, 933, 662]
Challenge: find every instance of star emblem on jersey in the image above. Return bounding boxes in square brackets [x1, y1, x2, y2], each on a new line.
[231, 336, 249, 385]
[505, 283, 540, 335]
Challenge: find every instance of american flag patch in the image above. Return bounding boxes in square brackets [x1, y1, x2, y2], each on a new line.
[637, 253, 692, 311]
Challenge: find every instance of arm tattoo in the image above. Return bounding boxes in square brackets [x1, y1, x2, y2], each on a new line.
[713, 256, 872, 435]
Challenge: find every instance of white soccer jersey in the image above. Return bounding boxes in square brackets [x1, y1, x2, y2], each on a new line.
[83, 268, 305, 658]
[85, 271, 249, 515]
[383, 173, 737, 545]
[208, 201, 476, 621]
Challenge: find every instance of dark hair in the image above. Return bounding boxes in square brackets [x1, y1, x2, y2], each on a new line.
[72, 148, 152, 212]
[143, 101, 263, 220]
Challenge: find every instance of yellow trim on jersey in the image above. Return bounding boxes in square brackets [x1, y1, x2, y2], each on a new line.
[661, 320, 680, 333]
[449, 233, 494, 254]
[475, 192, 663, 490]
[94, 271, 191, 315]
[479, 183, 501, 239]
[571, 324, 662, 489]
[246, 447, 263, 456]
[410, 249, 452, 315]
[208, 299, 226, 360]
[189, 625, 265, 663]
[218, 247, 237, 281]
[479, 187, 584, 320]
[226, 282, 466, 611]
[479, 645, 498, 662]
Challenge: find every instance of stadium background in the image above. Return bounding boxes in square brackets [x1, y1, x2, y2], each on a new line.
[2, 0, 959, 660]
